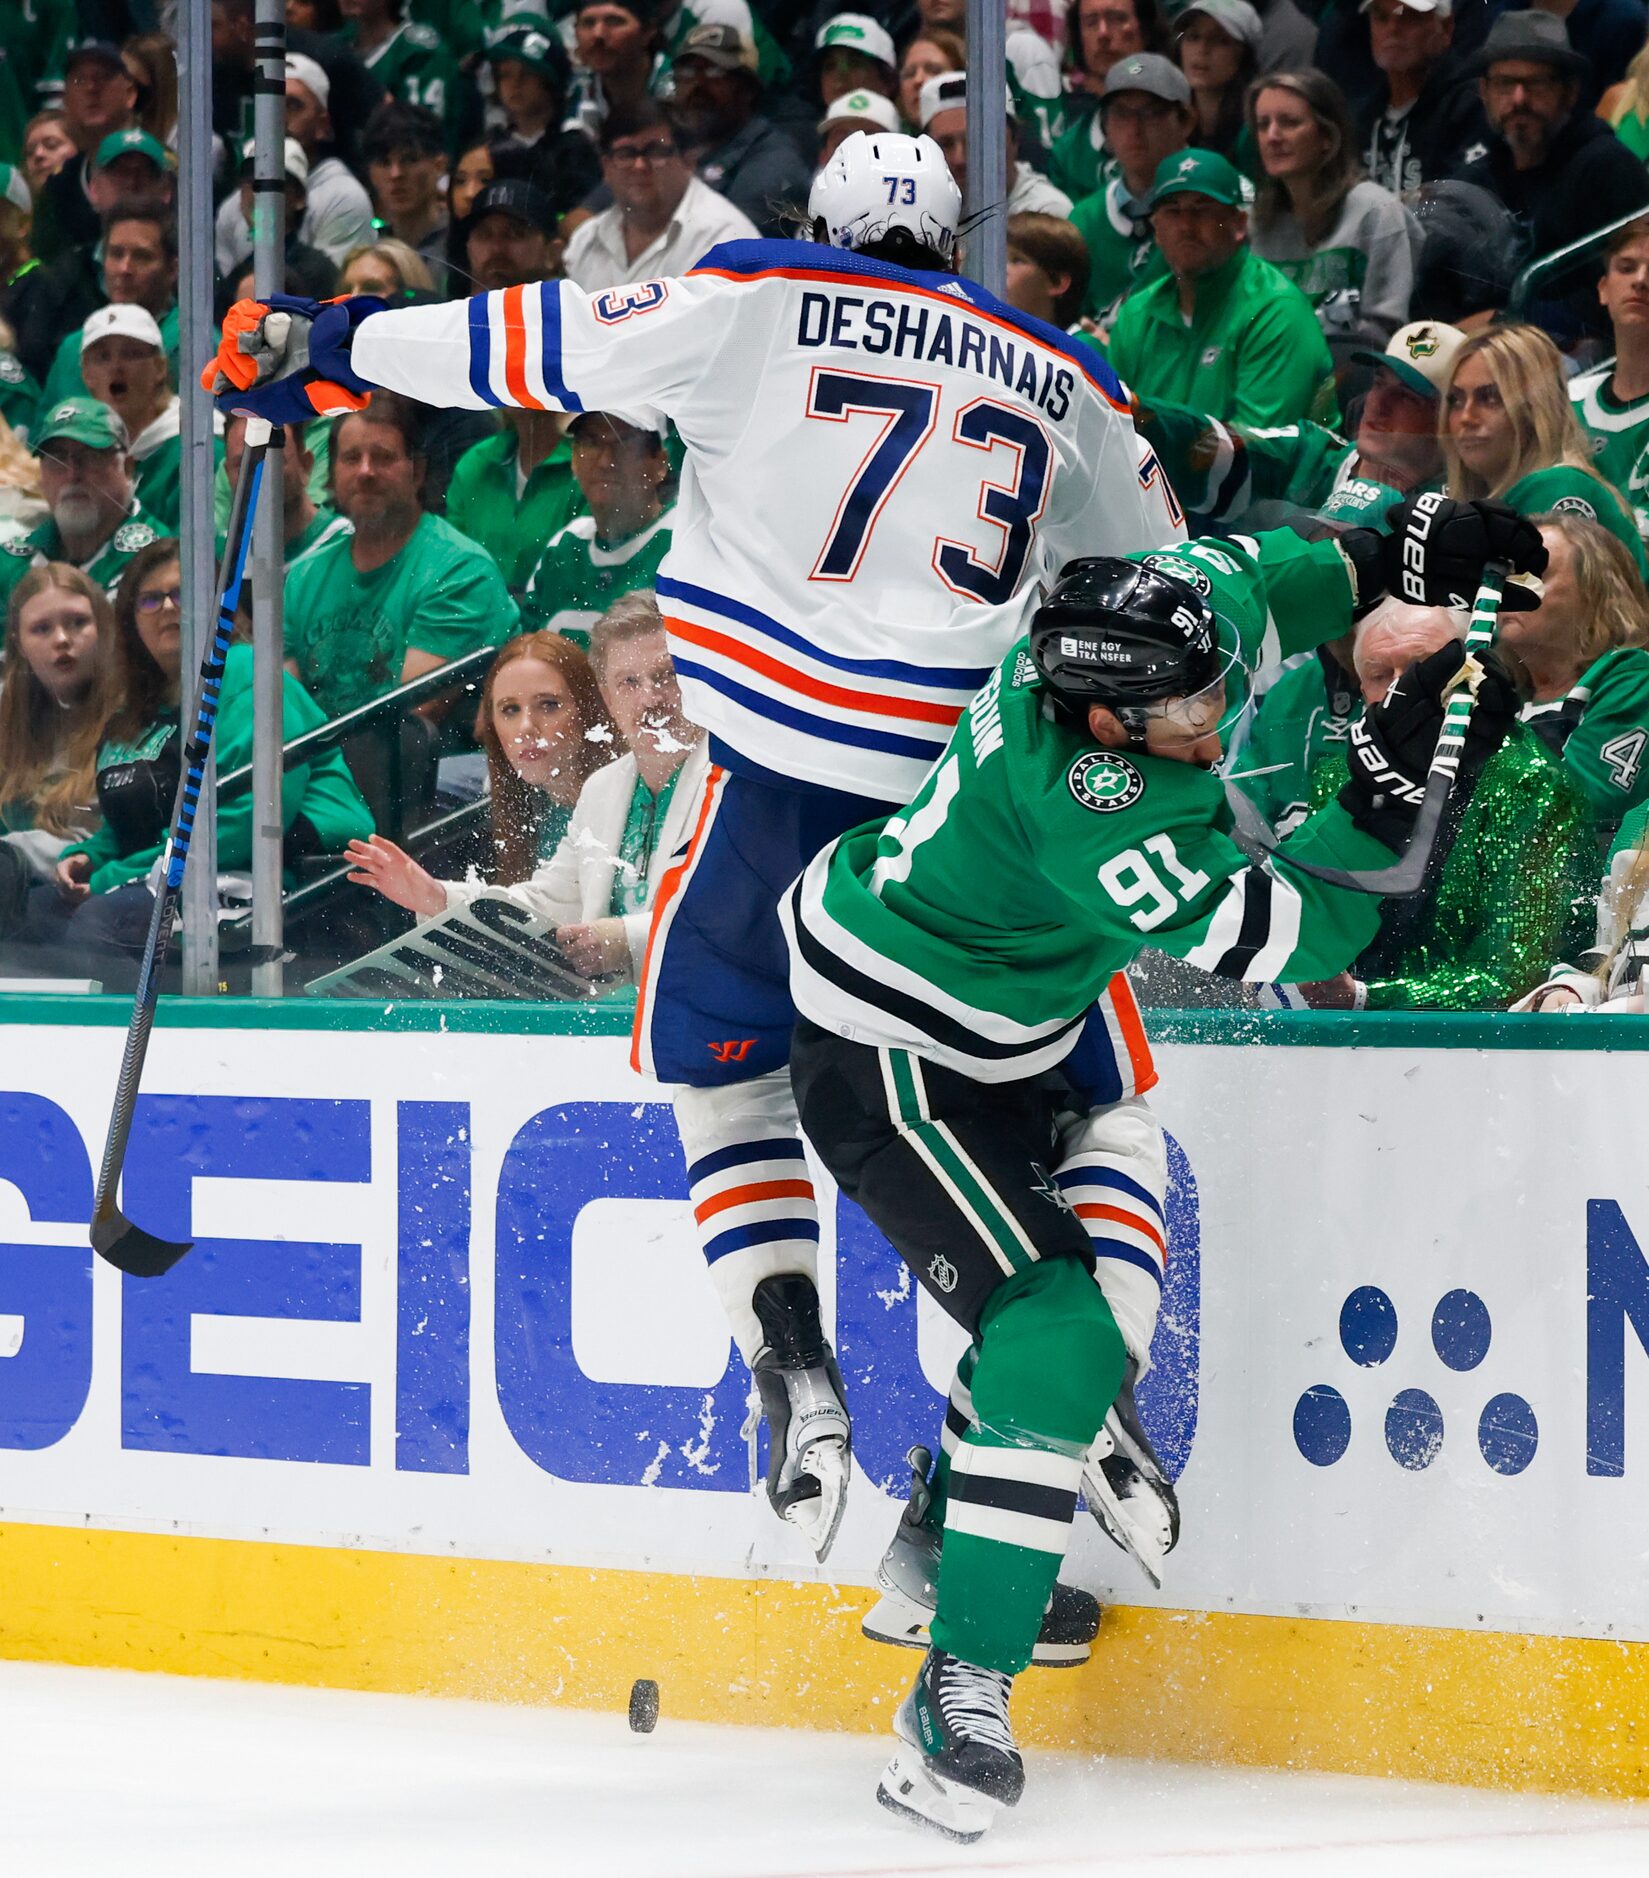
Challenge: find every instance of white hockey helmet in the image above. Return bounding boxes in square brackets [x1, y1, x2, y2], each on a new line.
[807, 129, 962, 265]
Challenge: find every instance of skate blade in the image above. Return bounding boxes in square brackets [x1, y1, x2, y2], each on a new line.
[860, 1592, 1091, 1668]
[783, 1435, 849, 1564]
[876, 1746, 998, 1844]
[1082, 1467, 1164, 1591]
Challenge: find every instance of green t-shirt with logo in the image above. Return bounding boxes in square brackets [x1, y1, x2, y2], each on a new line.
[283, 511, 519, 719]
[1502, 464, 1649, 578]
[1232, 649, 1360, 836]
[521, 507, 674, 648]
[0, 502, 170, 614]
[1068, 176, 1165, 321]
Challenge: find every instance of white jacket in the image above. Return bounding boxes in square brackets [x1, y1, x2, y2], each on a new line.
[439, 734, 709, 975]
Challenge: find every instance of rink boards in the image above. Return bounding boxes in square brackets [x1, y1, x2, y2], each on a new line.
[2, 994, 1649, 1797]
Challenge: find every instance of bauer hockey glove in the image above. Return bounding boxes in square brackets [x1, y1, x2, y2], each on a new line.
[203, 294, 386, 425]
[1338, 638, 1519, 846]
[1337, 496, 1546, 617]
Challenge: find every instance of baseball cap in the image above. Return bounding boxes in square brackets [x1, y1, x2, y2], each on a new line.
[920, 70, 1014, 128]
[1177, 0, 1264, 50]
[463, 177, 557, 235]
[1470, 8, 1589, 75]
[1316, 476, 1404, 526]
[0, 163, 29, 216]
[241, 136, 310, 187]
[486, 19, 571, 82]
[1142, 147, 1246, 211]
[1349, 319, 1468, 397]
[1100, 53, 1192, 108]
[1359, 0, 1452, 14]
[674, 21, 758, 74]
[80, 303, 165, 356]
[815, 13, 897, 72]
[285, 51, 332, 108]
[569, 407, 668, 442]
[819, 87, 901, 134]
[94, 127, 172, 174]
[65, 39, 126, 74]
[36, 395, 129, 453]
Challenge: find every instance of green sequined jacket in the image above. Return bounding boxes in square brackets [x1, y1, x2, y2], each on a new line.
[1306, 724, 1598, 1010]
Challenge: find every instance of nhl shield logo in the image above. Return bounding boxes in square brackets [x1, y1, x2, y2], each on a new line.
[1068, 752, 1145, 813]
[928, 1253, 959, 1294]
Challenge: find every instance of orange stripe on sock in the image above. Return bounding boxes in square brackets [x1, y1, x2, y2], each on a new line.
[693, 1179, 816, 1225]
[1074, 1202, 1167, 1256]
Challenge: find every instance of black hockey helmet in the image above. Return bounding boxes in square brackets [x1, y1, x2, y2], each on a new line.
[1030, 556, 1223, 721]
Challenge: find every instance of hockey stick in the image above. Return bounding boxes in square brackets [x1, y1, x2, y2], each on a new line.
[89, 418, 274, 1277]
[1225, 559, 1509, 899]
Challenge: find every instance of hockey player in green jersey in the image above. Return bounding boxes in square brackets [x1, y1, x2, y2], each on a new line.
[780, 497, 1541, 1843]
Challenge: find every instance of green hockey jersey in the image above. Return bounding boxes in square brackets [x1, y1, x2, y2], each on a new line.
[783, 533, 1389, 1080]
[1569, 364, 1649, 547]
[1522, 645, 1649, 839]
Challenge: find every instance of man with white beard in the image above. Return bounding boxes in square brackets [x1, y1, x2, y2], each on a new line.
[0, 396, 170, 613]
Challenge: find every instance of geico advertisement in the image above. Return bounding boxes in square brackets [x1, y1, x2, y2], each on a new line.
[0, 1024, 1646, 1641]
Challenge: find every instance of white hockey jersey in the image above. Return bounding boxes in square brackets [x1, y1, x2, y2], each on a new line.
[351, 238, 1184, 802]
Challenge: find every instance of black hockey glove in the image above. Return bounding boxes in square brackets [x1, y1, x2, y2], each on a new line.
[1337, 640, 1519, 846]
[1339, 495, 1547, 616]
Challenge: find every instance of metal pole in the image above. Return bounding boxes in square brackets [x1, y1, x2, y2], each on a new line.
[250, 0, 287, 995]
[965, 0, 1008, 296]
[176, 0, 219, 993]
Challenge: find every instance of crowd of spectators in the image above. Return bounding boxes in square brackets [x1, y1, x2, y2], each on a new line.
[0, 0, 1646, 1011]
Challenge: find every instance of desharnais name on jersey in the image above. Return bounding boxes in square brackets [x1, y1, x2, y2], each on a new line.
[349, 238, 1178, 806]
[781, 536, 1395, 1082]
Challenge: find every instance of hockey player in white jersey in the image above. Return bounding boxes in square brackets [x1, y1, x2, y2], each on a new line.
[208, 131, 1183, 1588]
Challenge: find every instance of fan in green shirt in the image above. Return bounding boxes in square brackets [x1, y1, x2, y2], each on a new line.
[1105, 149, 1334, 429]
[1063, 55, 1193, 321]
[218, 414, 352, 573]
[1568, 219, 1649, 549]
[520, 411, 674, 647]
[1498, 509, 1649, 841]
[0, 344, 40, 444]
[445, 410, 583, 593]
[1138, 317, 1462, 528]
[342, 8, 464, 147]
[283, 400, 519, 721]
[1443, 322, 1649, 578]
[0, 397, 172, 617]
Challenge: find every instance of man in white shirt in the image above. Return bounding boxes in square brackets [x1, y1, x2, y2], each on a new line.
[213, 54, 375, 275]
[563, 98, 757, 293]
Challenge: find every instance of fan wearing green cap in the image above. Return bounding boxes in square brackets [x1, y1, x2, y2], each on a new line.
[0, 395, 171, 617]
[1105, 148, 1334, 429]
[1139, 317, 1464, 530]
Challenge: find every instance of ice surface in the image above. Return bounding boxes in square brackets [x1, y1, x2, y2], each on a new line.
[4, 1659, 1646, 1878]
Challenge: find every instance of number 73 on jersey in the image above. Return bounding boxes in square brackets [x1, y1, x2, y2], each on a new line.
[803, 366, 1053, 606]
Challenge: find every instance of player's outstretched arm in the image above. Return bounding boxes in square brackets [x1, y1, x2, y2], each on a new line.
[207, 275, 724, 426]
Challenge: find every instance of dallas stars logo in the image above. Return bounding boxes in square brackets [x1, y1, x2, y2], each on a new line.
[1068, 752, 1146, 814]
[1404, 329, 1441, 359]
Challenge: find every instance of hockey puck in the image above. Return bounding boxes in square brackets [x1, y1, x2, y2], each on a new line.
[628, 1677, 659, 1734]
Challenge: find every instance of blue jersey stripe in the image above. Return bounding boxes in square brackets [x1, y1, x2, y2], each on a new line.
[467, 296, 498, 406]
[1055, 1164, 1166, 1225]
[537, 281, 584, 413]
[703, 1217, 822, 1265]
[1088, 1238, 1165, 1289]
[687, 1138, 808, 1186]
[674, 657, 951, 762]
[659, 575, 991, 691]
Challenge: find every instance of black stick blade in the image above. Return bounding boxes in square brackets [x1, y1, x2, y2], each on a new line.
[90, 1205, 193, 1277]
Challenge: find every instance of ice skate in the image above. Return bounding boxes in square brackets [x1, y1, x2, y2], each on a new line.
[877, 1646, 1024, 1842]
[750, 1273, 851, 1562]
[862, 1447, 1101, 1665]
[1082, 1364, 1180, 1588]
